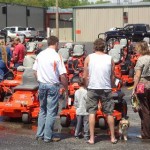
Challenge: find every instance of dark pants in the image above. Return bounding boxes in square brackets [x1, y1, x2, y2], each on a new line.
[138, 90, 150, 139]
[74, 115, 89, 139]
[14, 62, 23, 68]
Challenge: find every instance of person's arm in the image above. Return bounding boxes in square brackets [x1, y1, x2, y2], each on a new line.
[60, 73, 68, 91]
[132, 69, 141, 95]
[83, 56, 89, 88]
[111, 58, 115, 88]
[32, 58, 38, 79]
[60, 73, 68, 100]
[13, 47, 19, 63]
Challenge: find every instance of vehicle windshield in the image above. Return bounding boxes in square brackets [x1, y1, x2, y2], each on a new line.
[18, 27, 26, 31]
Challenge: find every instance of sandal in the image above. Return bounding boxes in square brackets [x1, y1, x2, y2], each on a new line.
[86, 140, 95, 145]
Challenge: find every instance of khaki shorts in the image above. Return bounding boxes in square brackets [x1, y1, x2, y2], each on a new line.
[86, 89, 114, 115]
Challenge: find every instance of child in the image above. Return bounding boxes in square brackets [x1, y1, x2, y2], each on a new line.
[74, 78, 89, 141]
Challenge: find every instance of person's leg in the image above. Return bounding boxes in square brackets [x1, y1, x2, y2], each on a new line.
[138, 92, 150, 139]
[86, 89, 99, 144]
[83, 115, 89, 140]
[88, 114, 95, 143]
[36, 83, 47, 139]
[101, 89, 117, 143]
[107, 115, 116, 142]
[74, 115, 83, 138]
[44, 84, 60, 141]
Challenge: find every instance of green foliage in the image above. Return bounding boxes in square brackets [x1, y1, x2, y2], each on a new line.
[0, 0, 110, 8]
[96, 0, 110, 4]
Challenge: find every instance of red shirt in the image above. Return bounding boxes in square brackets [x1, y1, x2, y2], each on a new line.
[13, 43, 26, 63]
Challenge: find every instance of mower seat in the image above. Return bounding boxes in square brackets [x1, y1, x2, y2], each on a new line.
[72, 44, 84, 56]
[14, 68, 38, 91]
[121, 63, 129, 75]
[17, 55, 36, 72]
[58, 47, 70, 63]
[70, 74, 81, 83]
[108, 45, 122, 64]
[112, 91, 125, 102]
[120, 38, 127, 48]
[26, 42, 37, 53]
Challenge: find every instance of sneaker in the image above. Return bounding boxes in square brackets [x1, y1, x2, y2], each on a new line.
[36, 137, 44, 141]
[52, 137, 61, 142]
[84, 137, 90, 142]
[75, 136, 80, 139]
[44, 137, 61, 143]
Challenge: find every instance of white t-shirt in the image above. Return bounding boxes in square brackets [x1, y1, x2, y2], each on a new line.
[88, 53, 112, 89]
[33, 48, 66, 84]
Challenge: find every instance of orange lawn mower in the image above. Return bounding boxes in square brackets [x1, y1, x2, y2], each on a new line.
[59, 77, 126, 130]
[0, 54, 37, 101]
[67, 44, 86, 82]
[0, 68, 40, 123]
[108, 38, 134, 85]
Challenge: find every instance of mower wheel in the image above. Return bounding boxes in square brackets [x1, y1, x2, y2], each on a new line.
[22, 113, 31, 124]
[98, 117, 108, 130]
[0, 88, 5, 102]
[60, 116, 71, 127]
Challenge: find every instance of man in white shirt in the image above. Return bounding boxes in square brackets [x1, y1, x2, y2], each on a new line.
[33, 36, 68, 143]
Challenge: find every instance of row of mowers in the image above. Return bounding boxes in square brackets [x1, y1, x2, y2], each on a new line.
[0, 39, 139, 131]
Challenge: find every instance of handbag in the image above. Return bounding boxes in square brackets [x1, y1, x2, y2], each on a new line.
[131, 94, 140, 113]
[136, 83, 145, 94]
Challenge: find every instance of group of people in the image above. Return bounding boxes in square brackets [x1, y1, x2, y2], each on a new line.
[34, 35, 150, 145]
[0, 37, 26, 80]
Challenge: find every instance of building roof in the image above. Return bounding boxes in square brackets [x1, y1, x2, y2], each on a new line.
[73, 2, 150, 9]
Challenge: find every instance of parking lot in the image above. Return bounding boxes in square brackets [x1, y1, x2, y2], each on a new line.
[0, 86, 150, 150]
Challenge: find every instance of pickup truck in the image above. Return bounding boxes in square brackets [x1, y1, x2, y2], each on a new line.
[98, 24, 150, 42]
[0, 26, 34, 42]
[0, 29, 24, 43]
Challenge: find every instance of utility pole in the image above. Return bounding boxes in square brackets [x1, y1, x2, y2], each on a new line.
[56, 0, 59, 38]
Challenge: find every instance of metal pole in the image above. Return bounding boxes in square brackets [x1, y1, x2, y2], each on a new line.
[56, 0, 59, 38]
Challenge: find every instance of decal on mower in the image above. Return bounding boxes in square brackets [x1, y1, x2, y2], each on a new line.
[68, 98, 72, 105]
[5, 103, 12, 106]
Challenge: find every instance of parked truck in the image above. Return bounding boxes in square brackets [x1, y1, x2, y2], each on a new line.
[98, 24, 150, 42]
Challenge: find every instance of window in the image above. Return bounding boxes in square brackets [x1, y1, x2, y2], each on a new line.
[123, 12, 128, 24]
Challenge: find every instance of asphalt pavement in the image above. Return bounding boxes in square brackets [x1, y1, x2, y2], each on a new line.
[0, 85, 150, 150]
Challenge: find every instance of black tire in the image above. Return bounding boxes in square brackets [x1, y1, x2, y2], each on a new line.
[60, 116, 71, 127]
[0, 88, 5, 102]
[98, 117, 108, 130]
[22, 113, 31, 124]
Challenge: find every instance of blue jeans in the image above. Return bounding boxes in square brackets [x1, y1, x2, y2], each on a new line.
[36, 82, 60, 141]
